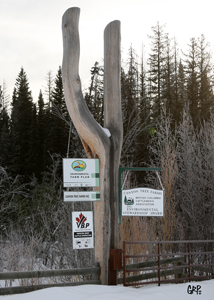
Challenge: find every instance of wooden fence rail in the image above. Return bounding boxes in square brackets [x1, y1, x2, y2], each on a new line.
[122, 240, 214, 286]
[117, 256, 185, 284]
[0, 265, 101, 296]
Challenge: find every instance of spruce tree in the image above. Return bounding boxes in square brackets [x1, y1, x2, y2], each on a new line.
[85, 62, 104, 126]
[44, 70, 54, 108]
[49, 66, 69, 156]
[0, 85, 10, 168]
[121, 47, 140, 166]
[162, 35, 174, 116]
[138, 46, 151, 167]
[171, 40, 184, 125]
[10, 68, 34, 178]
[183, 38, 200, 126]
[147, 22, 168, 119]
[197, 34, 214, 120]
[177, 60, 187, 111]
[139, 45, 150, 121]
[32, 90, 47, 180]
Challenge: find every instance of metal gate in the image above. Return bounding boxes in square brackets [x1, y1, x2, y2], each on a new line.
[122, 240, 214, 286]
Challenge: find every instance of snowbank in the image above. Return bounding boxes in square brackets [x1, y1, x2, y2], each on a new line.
[1, 280, 213, 300]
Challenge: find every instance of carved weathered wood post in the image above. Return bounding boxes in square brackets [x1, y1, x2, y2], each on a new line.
[62, 7, 123, 285]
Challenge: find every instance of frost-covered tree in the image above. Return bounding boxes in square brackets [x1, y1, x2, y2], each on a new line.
[147, 106, 214, 241]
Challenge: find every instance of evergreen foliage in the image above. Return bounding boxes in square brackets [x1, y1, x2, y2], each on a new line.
[85, 62, 104, 126]
[147, 22, 168, 119]
[0, 85, 10, 168]
[49, 66, 68, 155]
[10, 68, 35, 178]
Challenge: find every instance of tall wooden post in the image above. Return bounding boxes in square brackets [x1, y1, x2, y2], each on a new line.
[62, 7, 123, 285]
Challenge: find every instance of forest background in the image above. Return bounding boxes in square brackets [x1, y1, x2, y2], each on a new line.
[0, 23, 214, 275]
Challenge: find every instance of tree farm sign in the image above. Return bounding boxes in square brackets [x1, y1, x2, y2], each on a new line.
[64, 191, 100, 202]
[122, 188, 164, 217]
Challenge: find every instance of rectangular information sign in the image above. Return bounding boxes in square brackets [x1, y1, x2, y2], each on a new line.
[122, 188, 164, 217]
[72, 211, 94, 249]
[63, 158, 99, 187]
[64, 191, 100, 202]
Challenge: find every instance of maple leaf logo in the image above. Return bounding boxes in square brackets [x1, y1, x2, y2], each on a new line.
[76, 213, 87, 227]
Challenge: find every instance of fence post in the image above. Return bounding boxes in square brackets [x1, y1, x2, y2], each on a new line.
[176, 261, 182, 280]
[212, 234, 214, 276]
[123, 241, 126, 286]
[158, 242, 160, 286]
[188, 242, 191, 282]
[108, 249, 122, 285]
[92, 262, 100, 281]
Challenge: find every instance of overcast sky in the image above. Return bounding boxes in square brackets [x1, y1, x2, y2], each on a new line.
[1, 0, 214, 101]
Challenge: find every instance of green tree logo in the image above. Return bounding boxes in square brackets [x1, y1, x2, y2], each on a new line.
[124, 196, 134, 205]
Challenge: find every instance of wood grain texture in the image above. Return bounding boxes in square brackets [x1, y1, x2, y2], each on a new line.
[104, 20, 123, 249]
[62, 7, 123, 284]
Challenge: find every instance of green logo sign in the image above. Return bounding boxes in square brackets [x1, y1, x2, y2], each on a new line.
[72, 160, 87, 172]
[124, 196, 134, 205]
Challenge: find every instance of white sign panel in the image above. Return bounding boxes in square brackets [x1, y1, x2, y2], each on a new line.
[64, 191, 100, 202]
[72, 211, 94, 249]
[122, 188, 164, 217]
[63, 159, 99, 187]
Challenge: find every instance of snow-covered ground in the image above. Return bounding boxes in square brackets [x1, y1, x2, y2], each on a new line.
[1, 280, 213, 299]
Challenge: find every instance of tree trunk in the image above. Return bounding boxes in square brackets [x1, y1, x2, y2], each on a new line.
[62, 7, 123, 284]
